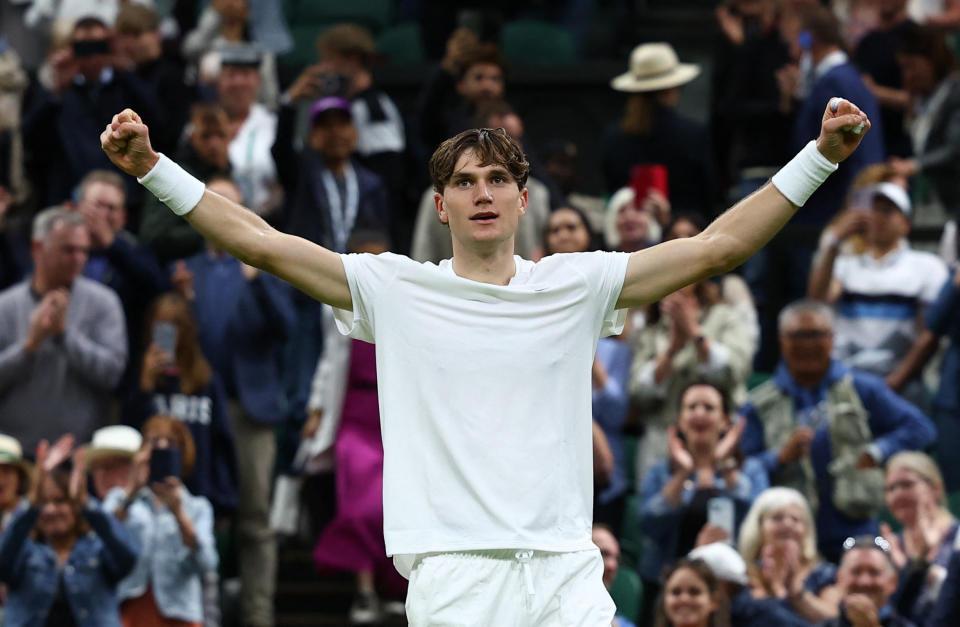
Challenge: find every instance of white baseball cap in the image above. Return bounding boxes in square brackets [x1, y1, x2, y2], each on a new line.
[688, 542, 749, 586]
[872, 182, 912, 216]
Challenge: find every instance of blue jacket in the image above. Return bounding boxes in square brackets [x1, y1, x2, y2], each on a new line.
[926, 269, 960, 413]
[594, 338, 632, 504]
[102, 486, 217, 623]
[0, 500, 138, 627]
[638, 457, 769, 582]
[183, 252, 296, 424]
[928, 546, 960, 626]
[791, 62, 885, 226]
[741, 360, 936, 551]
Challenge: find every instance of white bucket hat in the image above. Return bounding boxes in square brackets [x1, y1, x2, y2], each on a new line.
[86, 425, 143, 465]
[611, 42, 701, 93]
[0, 433, 31, 476]
[688, 542, 749, 586]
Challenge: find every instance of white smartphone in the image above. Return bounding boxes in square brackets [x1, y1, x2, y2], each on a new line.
[707, 496, 736, 542]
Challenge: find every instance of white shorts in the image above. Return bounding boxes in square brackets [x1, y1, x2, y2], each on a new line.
[404, 548, 615, 626]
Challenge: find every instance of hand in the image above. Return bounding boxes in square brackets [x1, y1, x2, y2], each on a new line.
[50, 46, 76, 95]
[673, 293, 701, 339]
[241, 262, 259, 281]
[25, 295, 57, 352]
[695, 522, 730, 547]
[152, 476, 184, 514]
[140, 343, 172, 391]
[126, 445, 151, 496]
[100, 109, 160, 179]
[28, 435, 76, 506]
[816, 98, 872, 164]
[880, 521, 908, 570]
[591, 355, 609, 389]
[301, 409, 323, 439]
[844, 593, 881, 627]
[777, 427, 814, 465]
[830, 210, 872, 241]
[715, 417, 746, 463]
[775, 64, 800, 107]
[46, 288, 69, 337]
[888, 156, 919, 178]
[761, 543, 790, 598]
[69, 447, 88, 508]
[909, 499, 946, 562]
[856, 452, 878, 470]
[78, 202, 116, 249]
[286, 63, 328, 102]
[640, 189, 671, 227]
[668, 425, 694, 474]
[171, 261, 195, 301]
[715, 4, 745, 45]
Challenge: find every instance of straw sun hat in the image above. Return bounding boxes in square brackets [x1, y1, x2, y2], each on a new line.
[611, 42, 701, 93]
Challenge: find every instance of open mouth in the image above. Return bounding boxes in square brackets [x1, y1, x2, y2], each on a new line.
[470, 211, 498, 223]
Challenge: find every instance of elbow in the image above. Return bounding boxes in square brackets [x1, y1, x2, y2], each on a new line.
[237, 227, 279, 270]
[704, 234, 743, 275]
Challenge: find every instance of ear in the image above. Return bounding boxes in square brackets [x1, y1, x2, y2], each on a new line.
[517, 187, 528, 218]
[434, 192, 448, 225]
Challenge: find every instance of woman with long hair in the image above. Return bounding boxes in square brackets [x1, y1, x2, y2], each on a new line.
[653, 558, 730, 627]
[639, 381, 767, 620]
[0, 435, 137, 626]
[125, 292, 237, 514]
[880, 451, 958, 624]
[738, 487, 841, 622]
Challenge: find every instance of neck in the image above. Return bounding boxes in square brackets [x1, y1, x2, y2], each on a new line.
[879, 9, 907, 29]
[324, 156, 349, 175]
[870, 240, 900, 258]
[227, 104, 252, 123]
[791, 370, 828, 389]
[619, 239, 644, 254]
[690, 441, 715, 466]
[450, 238, 517, 285]
[812, 45, 840, 67]
[220, 22, 245, 42]
[31, 273, 54, 295]
[48, 533, 76, 555]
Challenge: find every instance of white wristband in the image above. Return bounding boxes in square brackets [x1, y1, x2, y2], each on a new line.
[771, 141, 838, 207]
[137, 153, 206, 216]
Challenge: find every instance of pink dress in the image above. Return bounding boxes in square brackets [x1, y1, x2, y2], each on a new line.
[312, 340, 406, 594]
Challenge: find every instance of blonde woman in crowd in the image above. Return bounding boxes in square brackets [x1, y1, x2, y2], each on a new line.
[739, 487, 842, 622]
[881, 451, 958, 624]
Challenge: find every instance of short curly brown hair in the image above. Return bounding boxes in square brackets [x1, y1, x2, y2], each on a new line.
[428, 127, 529, 194]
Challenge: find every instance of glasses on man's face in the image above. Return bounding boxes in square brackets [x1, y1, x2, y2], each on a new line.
[782, 329, 832, 341]
[842, 535, 891, 554]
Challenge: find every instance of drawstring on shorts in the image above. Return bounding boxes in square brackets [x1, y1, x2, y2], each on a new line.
[515, 550, 535, 608]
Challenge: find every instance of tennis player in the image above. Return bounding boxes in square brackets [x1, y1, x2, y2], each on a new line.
[101, 98, 870, 625]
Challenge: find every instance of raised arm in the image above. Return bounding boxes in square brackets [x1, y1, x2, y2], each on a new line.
[100, 109, 352, 311]
[616, 98, 871, 309]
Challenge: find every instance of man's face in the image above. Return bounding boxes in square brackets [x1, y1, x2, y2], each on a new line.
[592, 527, 620, 589]
[779, 310, 833, 383]
[71, 25, 113, 82]
[457, 62, 504, 104]
[217, 65, 261, 115]
[0, 464, 21, 511]
[434, 150, 527, 251]
[308, 111, 357, 161]
[34, 223, 90, 289]
[838, 548, 898, 611]
[867, 197, 908, 249]
[90, 455, 133, 500]
[190, 114, 231, 170]
[82, 181, 126, 233]
[898, 53, 937, 96]
[115, 29, 162, 66]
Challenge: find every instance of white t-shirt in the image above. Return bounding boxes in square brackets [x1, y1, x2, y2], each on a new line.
[333, 251, 630, 574]
[833, 243, 948, 376]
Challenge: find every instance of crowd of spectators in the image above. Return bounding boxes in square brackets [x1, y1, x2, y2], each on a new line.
[1, 0, 960, 626]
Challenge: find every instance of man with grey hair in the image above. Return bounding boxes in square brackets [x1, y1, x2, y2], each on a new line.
[0, 207, 127, 451]
[742, 298, 935, 562]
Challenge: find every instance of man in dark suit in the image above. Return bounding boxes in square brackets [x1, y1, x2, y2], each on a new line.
[21, 16, 165, 208]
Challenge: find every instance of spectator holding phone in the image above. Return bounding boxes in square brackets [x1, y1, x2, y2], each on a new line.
[638, 381, 767, 622]
[104, 415, 218, 627]
[0, 434, 138, 626]
[124, 293, 238, 515]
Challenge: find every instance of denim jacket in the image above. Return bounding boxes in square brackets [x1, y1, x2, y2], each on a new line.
[102, 485, 217, 622]
[0, 499, 138, 627]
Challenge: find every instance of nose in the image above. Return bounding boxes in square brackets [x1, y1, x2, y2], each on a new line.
[473, 180, 493, 203]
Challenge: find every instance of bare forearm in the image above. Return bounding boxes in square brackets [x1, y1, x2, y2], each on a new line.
[887, 330, 939, 390]
[184, 190, 277, 268]
[808, 244, 839, 301]
[700, 183, 799, 272]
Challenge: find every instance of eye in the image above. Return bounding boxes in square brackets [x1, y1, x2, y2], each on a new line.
[456, 179, 471, 188]
[491, 175, 507, 184]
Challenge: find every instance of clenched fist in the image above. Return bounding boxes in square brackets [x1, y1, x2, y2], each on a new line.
[100, 109, 160, 178]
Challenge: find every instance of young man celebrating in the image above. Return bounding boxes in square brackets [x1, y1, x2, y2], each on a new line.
[101, 100, 870, 624]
